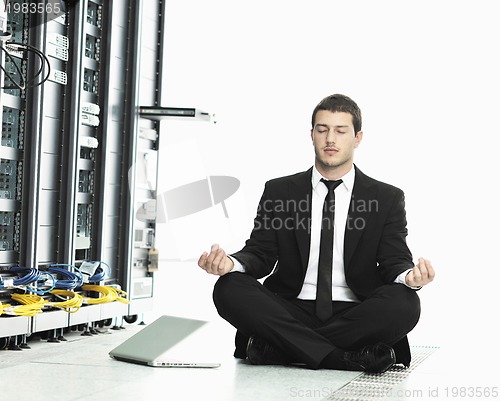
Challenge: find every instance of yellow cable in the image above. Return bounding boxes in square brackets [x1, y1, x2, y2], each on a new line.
[47, 290, 84, 313]
[82, 284, 130, 304]
[6, 285, 129, 317]
[113, 288, 130, 304]
[10, 293, 46, 316]
[0, 301, 11, 315]
[82, 285, 114, 304]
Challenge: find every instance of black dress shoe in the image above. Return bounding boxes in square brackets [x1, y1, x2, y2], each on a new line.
[246, 336, 289, 366]
[343, 343, 396, 373]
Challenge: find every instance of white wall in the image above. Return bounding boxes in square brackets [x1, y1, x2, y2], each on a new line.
[152, 0, 500, 350]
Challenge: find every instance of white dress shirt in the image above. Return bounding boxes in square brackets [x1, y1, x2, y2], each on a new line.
[297, 166, 358, 301]
[230, 165, 414, 300]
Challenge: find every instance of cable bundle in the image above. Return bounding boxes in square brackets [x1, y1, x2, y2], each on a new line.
[3, 291, 84, 316]
[87, 266, 105, 283]
[82, 285, 130, 305]
[2, 266, 55, 295]
[6, 266, 39, 286]
[48, 290, 84, 314]
[9, 293, 46, 316]
[48, 265, 84, 290]
[1, 263, 124, 315]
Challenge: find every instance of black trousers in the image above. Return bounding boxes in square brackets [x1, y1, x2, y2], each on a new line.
[213, 272, 421, 369]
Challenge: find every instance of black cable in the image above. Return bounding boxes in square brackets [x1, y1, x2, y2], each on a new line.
[10, 44, 45, 85]
[0, 42, 26, 90]
[15, 42, 51, 86]
[0, 41, 52, 89]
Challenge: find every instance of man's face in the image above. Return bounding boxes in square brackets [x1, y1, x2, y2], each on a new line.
[310, 110, 363, 172]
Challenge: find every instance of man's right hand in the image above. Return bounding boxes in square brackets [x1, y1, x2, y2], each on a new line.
[198, 243, 234, 276]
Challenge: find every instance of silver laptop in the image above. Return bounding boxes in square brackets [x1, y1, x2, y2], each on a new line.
[109, 315, 221, 368]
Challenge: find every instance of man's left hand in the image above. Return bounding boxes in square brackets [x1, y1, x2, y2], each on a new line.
[406, 257, 435, 287]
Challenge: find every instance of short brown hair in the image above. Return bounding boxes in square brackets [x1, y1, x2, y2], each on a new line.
[311, 94, 362, 133]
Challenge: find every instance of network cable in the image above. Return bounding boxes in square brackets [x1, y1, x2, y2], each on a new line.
[33, 270, 56, 295]
[0, 42, 25, 89]
[82, 284, 130, 305]
[0, 41, 51, 89]
[49, 264, 84, 290]
[0, 267, 55, 295]
[48, 290, 83, 313]
[0, 301, 11, 315]
[82, 260, 110, 283]
[10, 293, 46, 316]
[88, 267, 105, 282]
[9, 42, 51, 87]
[7, 266, 39, 286]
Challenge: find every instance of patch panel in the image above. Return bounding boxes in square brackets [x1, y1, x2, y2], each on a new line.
[2, 107, 24, 149]
[4, 60, 20, 76]
[0, 217, 15, 251]
[78, 170, 95, 193]
[0, 160, 18, 200]
[5, 11, 23, 43]
[2, 57, 26, 93]
[80, 147, 95, 160]
[3, 9, 28, 98]
[83, 68, 99, 94]
[76, 203, 93, 239]
[85, 34, 101, 61]
[87, 1, 102, 28]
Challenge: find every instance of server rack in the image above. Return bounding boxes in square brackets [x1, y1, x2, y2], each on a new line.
[0, 0, 165, 346]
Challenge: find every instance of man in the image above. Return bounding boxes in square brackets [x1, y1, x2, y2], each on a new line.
[198, 94, 434, 373]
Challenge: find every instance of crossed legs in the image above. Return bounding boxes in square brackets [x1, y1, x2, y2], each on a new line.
[213, 272, 421, 369]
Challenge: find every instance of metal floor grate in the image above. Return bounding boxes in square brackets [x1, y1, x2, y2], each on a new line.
[324, 346, 439, 401]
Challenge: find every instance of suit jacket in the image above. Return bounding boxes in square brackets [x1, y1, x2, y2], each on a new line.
[231, 165, 414, 300]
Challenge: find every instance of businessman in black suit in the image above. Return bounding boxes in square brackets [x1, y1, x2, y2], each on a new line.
[198, 94, 435, 373]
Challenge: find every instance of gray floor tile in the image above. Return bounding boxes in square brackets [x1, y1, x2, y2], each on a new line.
[1, 317, 492, 401]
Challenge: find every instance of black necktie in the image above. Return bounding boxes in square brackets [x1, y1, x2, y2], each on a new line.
[316, 178, 343, 321]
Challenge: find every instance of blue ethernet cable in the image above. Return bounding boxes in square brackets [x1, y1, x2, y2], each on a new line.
[48, 265, 84, 290]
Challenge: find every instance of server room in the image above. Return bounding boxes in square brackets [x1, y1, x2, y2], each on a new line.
[0, 1, 498, 400]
